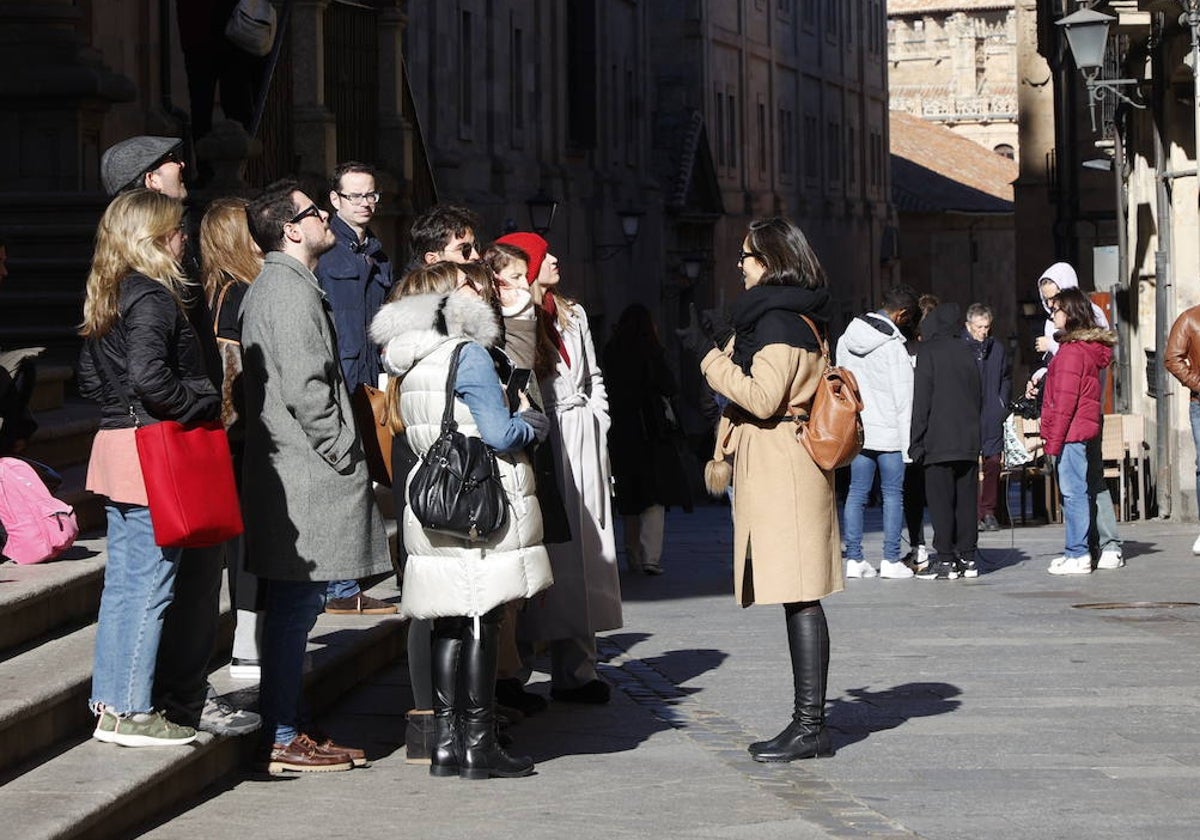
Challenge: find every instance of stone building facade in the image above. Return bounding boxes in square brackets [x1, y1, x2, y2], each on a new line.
[887, 0, 1020, 158]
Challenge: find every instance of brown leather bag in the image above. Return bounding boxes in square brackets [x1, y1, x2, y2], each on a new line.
[351, 382, 394, 487]
[793, 315, 864, 471]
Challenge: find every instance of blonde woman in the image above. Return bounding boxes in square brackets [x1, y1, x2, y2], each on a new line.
[198, 197, 265, 680]
[77, 189, 221, 746]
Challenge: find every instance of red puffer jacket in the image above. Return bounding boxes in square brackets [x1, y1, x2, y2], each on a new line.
[1039, 328, 1116, 456]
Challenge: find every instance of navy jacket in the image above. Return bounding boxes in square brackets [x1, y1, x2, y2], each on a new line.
[962, 329, 1011, 457]
[315, 213, 394, 388]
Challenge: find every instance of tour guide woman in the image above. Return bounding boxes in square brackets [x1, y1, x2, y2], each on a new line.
[683, 216, 843, 762]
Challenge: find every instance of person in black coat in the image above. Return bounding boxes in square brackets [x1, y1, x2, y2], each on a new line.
[604, 304, 694, 575]
[910, 302, 982, 580]
[962, 304, 1011, 532]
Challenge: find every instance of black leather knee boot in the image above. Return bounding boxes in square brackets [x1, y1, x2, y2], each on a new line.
[750, 601, 834, 762]
[430, 618, 464, 777]
[458, 609, 535, 780]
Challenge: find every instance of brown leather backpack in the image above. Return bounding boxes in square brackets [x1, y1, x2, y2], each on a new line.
[793, 315, 864, 471]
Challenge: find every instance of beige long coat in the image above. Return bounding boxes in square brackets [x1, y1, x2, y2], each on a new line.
[702, 341, 844, 606]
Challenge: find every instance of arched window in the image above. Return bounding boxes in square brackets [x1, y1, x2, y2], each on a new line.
[994, 144, 1015, 160]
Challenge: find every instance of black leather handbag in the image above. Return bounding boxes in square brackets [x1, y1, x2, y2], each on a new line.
[409, 343, 508, 542]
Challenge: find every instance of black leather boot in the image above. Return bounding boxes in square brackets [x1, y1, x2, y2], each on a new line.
[430, 618, 464, 777]
[458, 609, 535, 780]
[750, 602, 834, 762]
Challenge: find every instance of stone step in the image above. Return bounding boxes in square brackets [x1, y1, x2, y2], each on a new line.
[29, 363, 74, 413]
[0, 593, 406, 840]
[56, 463, 107, 534]
[0, 193, 107, 228]
[22, 399, 99, 470]
[0, 536, 106, 653]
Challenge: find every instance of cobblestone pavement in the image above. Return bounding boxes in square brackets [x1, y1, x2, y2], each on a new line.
[139, 502, 1200, 840]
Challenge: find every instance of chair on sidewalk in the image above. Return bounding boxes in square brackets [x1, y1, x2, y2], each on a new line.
[1101, 414, 1127, 521]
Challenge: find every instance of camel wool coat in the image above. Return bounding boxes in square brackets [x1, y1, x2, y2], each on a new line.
[701, 289, 843, 607]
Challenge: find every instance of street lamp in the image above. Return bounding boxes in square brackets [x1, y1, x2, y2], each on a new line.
[1056, 4, 1146, 132]
[595, 209, 644, 260]
[525, 190, 558, 236]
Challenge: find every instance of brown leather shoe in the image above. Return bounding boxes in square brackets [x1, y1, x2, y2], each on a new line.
[325, 594, 398, 615]
[259, 734, 354, 773]
[307, 730, 368, 767]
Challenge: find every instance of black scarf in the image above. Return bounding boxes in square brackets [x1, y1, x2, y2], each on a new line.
[729, 284, 832, 373]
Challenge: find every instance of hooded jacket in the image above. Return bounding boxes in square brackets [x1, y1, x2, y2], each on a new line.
[910, 303, 981, 464]
[1039, 327, 1116, 457]
[835, 310, 913, 454]
[369, 292, 553, 620]
[1036, 262, 1109, 361]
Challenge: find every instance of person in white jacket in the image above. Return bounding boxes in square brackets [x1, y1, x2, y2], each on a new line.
[835, 285, 921, 579]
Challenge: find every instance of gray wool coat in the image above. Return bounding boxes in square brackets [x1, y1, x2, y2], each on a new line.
[239, 251, 392, 582]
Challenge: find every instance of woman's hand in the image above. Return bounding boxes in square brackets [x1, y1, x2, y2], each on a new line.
[1034, 336, 1051, 354]
[1024, 378, 1040, 399]
[517, 391, 531, 413]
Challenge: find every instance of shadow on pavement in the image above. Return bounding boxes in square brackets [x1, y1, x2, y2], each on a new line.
[828, 681, 962, 750]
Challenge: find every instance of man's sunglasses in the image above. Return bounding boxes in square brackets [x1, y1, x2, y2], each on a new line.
[738, 250, 761, 264]
[446, 242, 479, 259]
[288, 204, 322, 225]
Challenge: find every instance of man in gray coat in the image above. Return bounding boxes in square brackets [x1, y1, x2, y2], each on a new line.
[242, 179, 393, 773]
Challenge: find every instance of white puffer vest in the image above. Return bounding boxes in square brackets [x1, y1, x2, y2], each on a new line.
[370, 293, 553, 620]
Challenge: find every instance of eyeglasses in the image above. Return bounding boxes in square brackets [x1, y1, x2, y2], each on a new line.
[336, 191, 381, 205]
[445, 241, 479, 259]
[156, 151, 184, 168]
[738, 250, 761, 264]
[287, 204, 323, 225]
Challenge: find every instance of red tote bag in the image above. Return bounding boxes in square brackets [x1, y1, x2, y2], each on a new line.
[135, 419, 244, 548]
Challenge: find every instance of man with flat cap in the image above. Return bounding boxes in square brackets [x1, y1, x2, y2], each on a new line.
[97, 135, 261, 739]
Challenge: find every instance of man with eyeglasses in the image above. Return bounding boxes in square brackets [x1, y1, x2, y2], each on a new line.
[100, 135, 263, 740]
[241, 180, 392, 772]
[314, 161, 398, 617]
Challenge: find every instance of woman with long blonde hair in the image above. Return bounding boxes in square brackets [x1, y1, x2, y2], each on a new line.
[77, 188, 220, 747]
[199, 196, 265, 681]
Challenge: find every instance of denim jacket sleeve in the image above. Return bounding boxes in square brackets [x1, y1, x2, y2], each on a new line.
[454, 342, 535, 453]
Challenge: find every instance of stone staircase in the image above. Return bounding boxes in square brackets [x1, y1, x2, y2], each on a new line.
[0, 522, 405, 840]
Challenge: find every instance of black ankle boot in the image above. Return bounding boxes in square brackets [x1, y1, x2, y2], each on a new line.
[430, 620, 464, 777]
[750, 602, 834, 762]
[459, 610, 534, 780]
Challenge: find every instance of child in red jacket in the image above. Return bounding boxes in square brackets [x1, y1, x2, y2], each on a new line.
[1038, 288, 1116, 575]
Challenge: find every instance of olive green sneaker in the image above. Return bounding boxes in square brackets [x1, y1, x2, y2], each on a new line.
[92, 710, 198, 747]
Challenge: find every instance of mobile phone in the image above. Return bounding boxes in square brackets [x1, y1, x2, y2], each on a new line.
[507, 368, 532, 408]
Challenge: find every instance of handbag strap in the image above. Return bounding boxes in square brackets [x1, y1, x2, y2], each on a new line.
[439, 341, 469, 434]
[797, 314, 831, 365]
[87, 340, 140, 427]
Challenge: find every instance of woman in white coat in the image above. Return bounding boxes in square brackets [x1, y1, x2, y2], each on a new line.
[500, 232, 623, 704]
[370, 262, 553, 779]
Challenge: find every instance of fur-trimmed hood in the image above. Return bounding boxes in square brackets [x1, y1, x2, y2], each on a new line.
[1057, 327, 1117, 347]
[369, 292, 502, 377]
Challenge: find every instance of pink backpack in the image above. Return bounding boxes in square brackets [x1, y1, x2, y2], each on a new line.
[0, 457, 78, 564]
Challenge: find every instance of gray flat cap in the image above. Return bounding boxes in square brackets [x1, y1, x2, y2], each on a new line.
[100, 136, 182, 196]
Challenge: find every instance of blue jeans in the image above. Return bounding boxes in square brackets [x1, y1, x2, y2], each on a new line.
[1057, 441, 1091, 559]
[1191, 400, 1200, 508]
[90, 503, 183, 715]
[842, 450, 905, 561]
[260, 579, 327, 745]
[326, 579, 360, 600]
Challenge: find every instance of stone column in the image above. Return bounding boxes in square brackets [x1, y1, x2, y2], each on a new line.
[290, 0, 337, 177]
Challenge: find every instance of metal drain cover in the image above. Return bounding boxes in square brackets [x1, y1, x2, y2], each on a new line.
[1072, 601, 1200, 610]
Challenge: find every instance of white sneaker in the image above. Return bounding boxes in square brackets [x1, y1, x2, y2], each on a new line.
[879, 559, 915, 579]
[845, 559, 878, 579]
[1193, 533, 1200, 555]
[1096, 549, 1125, 570]
[1048, 555, 1092, 575]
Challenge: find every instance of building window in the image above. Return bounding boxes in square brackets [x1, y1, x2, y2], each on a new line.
[458, 10, 473, 134]
[779, 107, 794, 175]
[804, 114, 819, 180]
[824, 0, 837, 37]
[611, 64, 620, 151]
[757, 100, 768, 174]
[994, 143, 1015, 160]
[566, 0, 597, 149]
[726, 93, 738, 170]
[827, 121, 841, 182]
[778, 0, 792, 18]
[715, 91, 726, 168]
[802, 0, 816, 29]
[626, 66, 636, 164]
[511, 26, 525, 145]
[847, 125, 856, 185]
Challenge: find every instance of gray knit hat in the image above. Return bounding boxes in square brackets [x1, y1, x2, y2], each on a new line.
[100, 136, 183, 196]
